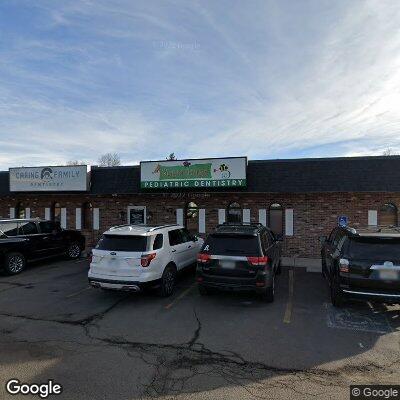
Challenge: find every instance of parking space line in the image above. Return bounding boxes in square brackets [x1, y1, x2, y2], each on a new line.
[66, 286, 92, 298]
[283, 269, 294, 324]
[165, 284, 195, 310]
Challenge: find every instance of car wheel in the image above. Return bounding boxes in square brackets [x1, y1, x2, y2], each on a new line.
[66, 242, 81, 260]
[158, 265, 177, 297]
[4, 252, 26, 275]
[198, 285, 210, 296]
[258, 277, 275, 303]
[330, 277, 344, 308]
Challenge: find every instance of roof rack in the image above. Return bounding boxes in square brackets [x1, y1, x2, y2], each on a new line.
[108, 224, 180, 232]
[217, 222, 264, 228]
[215, 222, 265, 235]
[343, 225, 400, 237]
[148, 224, 179, 231]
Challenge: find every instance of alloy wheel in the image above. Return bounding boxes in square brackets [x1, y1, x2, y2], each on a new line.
[68, 244, 80, 258]
[9, 255, 24, 273]
[164, 269, 175, 294]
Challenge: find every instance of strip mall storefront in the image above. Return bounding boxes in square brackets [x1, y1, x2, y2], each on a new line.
[1, 156, 399, 266]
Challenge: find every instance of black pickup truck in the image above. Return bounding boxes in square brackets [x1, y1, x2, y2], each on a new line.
[0, 219, 85, 275]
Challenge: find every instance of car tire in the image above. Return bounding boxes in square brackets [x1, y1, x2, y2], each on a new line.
[66, 242, 81, 260]
[258, 277, 275, 303]
[330, 276, 344, 308]
[198, 285, 210, 296]
[4, 252, 26, 275]
[158, 264, 177, 297]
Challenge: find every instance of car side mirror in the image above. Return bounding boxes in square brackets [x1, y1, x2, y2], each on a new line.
[319, 235, 327, 245]
[193, 235, 198, 242]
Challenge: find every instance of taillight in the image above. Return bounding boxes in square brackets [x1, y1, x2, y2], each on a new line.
[141, 253, 156, 267]
[197, 253, 211, 263]
[339, 258, 349, 273]
[247, 256, 269, 266]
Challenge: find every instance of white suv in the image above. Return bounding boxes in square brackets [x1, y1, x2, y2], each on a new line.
[88, 224, 204, 296]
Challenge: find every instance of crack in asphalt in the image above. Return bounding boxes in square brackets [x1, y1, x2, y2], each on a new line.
[1, 299, 399, 398]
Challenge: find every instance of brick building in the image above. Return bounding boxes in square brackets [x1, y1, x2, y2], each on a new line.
[1, 156, 399, 266]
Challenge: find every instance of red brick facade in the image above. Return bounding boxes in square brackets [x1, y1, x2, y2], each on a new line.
[0, 191, 398, 258]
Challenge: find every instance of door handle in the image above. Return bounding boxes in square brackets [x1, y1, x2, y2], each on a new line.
[172, 249, 176, 253]
[188, 245, 192, 248]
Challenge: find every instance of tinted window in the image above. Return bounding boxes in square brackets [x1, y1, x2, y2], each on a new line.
[96, 235, 148, 252]
[153, 234, 163, 250]
[328, 229, 337, 243]
[260, 232, 269, 253]
[39, 221, 55, 234]
[202, 234, 261, 256]
[0, 222, 20, 236]
[168, 229, 182, 246]
[348, 238, 400, 260]
[180, 228, 193, 243]
[20, 221, 38, 235]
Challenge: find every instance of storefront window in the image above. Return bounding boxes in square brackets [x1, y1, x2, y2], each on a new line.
[380, 202, 398, 226]
[82, 202, 93, 229]
[227, 202, 242, 223]
[15, 202, 25, 219]
[52, 202, 61, 223]
[269, 203, 283, 236]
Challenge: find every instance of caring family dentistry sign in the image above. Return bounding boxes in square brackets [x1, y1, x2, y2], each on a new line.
[140, 157, 247, 190]
[9, 165, 88, 192]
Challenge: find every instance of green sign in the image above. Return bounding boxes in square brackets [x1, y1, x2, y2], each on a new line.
[159, 163, 212, 180]
[140, 157, 247, 190]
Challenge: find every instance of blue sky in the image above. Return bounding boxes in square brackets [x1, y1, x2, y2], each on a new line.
[0, 0, 399, 169]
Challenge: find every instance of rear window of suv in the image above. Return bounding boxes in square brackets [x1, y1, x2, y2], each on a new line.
[348, 237, 400, 260]
[202, 234, 261, 256]
[96, 235, 148, 252]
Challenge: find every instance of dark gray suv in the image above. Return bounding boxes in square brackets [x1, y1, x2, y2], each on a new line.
[196, 223, 282, 302]
[321, 226, 400, 307]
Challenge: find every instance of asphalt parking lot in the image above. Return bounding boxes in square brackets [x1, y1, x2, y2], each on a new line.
[0, 258, 399, 400]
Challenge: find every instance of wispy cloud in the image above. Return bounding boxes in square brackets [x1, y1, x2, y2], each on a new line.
[0, 0, 399, 169]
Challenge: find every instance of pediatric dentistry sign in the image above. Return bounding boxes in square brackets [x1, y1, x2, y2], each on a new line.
[140, 157, 247, 190]
[9, 165, 88, 192]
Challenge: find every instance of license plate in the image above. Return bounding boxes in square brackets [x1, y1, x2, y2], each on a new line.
[379, 269, 400, 280]
[221, 261, 235, 269]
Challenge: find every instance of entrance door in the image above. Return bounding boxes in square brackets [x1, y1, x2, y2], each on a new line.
[128, 206, 146, 225]
[185, 202, 199, 234]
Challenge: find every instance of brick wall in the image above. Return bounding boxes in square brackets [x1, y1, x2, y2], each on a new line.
[0, 191, 399, 258]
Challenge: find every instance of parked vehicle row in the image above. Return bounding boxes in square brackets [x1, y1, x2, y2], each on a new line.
[1, 218, 400, 307]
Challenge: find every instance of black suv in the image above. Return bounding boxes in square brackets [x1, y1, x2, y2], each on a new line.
[321, 226, 400, 306]
[0, 219, 85, 275]
[196, 223, 282, 302]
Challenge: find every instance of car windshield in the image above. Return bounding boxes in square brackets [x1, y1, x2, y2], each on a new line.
[96, 235, 148, 252]
[202, 234, 261, 256]
[348, 237, 400, 260]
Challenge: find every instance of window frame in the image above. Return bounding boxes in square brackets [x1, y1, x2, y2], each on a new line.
[153, 234, 164, 250]
[168, 229, 183, 246]
[226, 202, 242, 223]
